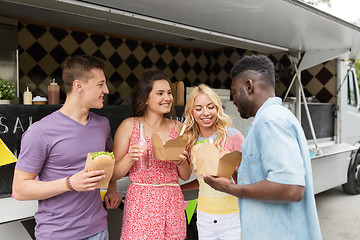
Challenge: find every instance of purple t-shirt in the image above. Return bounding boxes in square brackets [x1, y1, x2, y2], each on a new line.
[16, 110, 112, 240]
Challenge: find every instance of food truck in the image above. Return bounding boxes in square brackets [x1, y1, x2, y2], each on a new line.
[1, 0, 360, 238]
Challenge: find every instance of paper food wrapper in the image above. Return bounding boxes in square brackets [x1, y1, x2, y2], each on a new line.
[84, 153, 115, 188]
[176, 81, 185, 106]
[191, 143, 241, 178]
[151, 133, 188, 161]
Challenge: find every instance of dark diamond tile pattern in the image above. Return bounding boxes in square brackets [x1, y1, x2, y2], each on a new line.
[304, 88, 312, 97]
[169, 46, 179, 56]
[50, 45, 68, 64]
[126, 73, 139, 89]
[193, 51, 202, 59]
[212, 79, 222, 88]
[193, 62, 202, 75]
[125, 54, 139, 70]
[28, 65, 47, 85]
[155, 44, 166, 55]
[223, 61, 233, 73]
[316, 67, 333, 85]
[181, 61, 191, 74]
[212, 63, 221, 75]
[212, 51, 221, 60]
[276, 65, 293, 86]
[205, 79, 212, 86]
[141, 42, 153, 53]
[18, 45, 24, 55]
[125, 40, 138, 51]
[93, 50, 106, 60]
[91, 34, 106, 47]
[71, 32, 88, 44]
[301, 70, 313, 86]
[27, 42, 47, 62]
[268, 54, 278, 65]
[109, 52, 123, 68]
[235, 48, 246, 56]
[19, 69, 24, 79]
[181, 48, 191, 58]
[18, 22, 337, 106]
[194, 78, 202, 86]
[155, 58, 166, 70]
[50, 67, 63, 85]
[316, 88, 333, 103]
[18, 22, 24, 31]
[223, 48, 233, 58]
[72, 47, 85, 56]
[141, 56, 153, 69]
[224, 77, 232, 89]
[109, 72, 123, 88]
[108, 91, 123, 105]
[49, 28, 68, 42]
[33, 87, 46, 97]
[27, 24, 46, 38]
[109, 37, 123, 49]
[280, 55, 291, 67]
[183, 78, 191, 87]
[168, 60, 179, 73]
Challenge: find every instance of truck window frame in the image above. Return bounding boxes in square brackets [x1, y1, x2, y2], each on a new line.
[347, 70, 358, 107]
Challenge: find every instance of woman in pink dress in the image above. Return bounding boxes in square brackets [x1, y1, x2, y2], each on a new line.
[110, 69, 191, 240]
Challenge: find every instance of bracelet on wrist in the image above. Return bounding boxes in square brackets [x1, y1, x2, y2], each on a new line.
[65, 176, 75, 191]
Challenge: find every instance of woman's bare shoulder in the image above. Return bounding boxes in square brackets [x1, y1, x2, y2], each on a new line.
[171, 119, 184, 133]
[115, 117, 134, 134]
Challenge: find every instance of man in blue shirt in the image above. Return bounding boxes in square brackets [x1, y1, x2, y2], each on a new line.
[204, 55, 322, 240]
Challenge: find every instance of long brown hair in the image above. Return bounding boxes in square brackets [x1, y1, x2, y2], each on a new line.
[183, 84, 230, 151]
[132, 69, 175, 118]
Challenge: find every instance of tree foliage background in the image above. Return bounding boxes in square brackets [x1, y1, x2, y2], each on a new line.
[355, 60, 360, 85]
[301, 0, 360, 79]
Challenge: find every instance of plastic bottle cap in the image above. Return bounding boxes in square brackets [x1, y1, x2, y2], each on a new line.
[50, 78, 58, 85]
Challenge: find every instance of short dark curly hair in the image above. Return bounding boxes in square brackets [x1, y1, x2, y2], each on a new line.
[230, 55, 275, 88]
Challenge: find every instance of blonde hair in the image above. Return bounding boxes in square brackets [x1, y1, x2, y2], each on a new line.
[183, 84, 230, 151]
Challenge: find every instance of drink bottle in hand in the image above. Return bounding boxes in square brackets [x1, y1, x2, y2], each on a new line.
[137, 122, 149, 170]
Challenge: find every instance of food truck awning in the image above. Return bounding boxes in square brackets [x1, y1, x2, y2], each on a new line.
[1, 0, 360, 68]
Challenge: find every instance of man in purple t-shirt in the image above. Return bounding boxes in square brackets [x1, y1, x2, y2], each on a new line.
[13, 55, 121, 240]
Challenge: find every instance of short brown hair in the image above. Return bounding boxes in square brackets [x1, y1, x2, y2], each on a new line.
[62, 55, 105, 93]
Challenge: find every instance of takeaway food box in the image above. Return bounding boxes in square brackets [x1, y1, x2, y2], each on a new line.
[151, 133, 188, 162]
[191, 143, 242, 178]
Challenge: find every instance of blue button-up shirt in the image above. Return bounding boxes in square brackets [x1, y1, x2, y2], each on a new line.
[238, 97, 322, 240]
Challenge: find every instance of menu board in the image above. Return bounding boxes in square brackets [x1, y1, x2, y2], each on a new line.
[0, 105, 131, 195]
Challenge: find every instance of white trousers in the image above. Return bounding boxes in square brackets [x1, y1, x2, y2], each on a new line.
[196, 210, 241, 240]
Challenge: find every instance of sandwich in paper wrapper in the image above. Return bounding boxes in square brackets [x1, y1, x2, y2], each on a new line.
[151, 133, 188, 162]
[84, 151, 115, 188]
[191, 141, 242, 178]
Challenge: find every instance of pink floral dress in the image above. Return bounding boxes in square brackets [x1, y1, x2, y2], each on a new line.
[120, 118, 186, 240]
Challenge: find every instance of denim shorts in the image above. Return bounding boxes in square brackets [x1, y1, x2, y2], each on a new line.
[82, 229, 109, 240]
[36, 229, 109, 240]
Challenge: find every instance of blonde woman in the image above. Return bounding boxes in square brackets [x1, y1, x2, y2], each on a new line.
[182, 84, 244, 240]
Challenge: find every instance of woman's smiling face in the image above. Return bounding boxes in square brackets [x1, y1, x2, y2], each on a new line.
[192, 93, 218, 131]
[146, 79, 173, 114]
